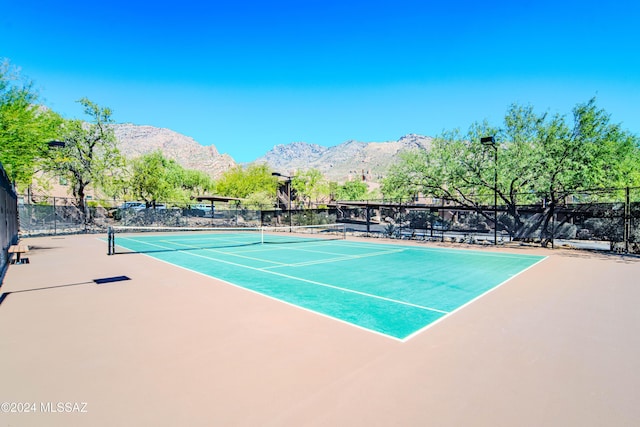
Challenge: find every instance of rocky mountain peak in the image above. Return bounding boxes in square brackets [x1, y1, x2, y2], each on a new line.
[267, 142, 327, 161]
[255, 134, 432, 182]
[111, 124, 433, 184]
[112, 124, 235, 178]
[397, 133, 433, 149]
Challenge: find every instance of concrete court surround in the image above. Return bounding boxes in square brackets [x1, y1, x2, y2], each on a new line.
[1, 234, 639, 426]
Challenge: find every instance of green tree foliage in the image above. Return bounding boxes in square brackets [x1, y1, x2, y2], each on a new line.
[383, 99, 640, 242]
[181, 168, 215, 196]
[100, 160, 131, 201]
[243, 191, 276, 210]
[334, 180, 369, 201]
[216, 163, 277, 201]
[291, 169, 330, 207]
[130, 151, 174, 206]
[129, 150, 214, 205]
[525, 100, 637, 241]
[0, 60, 62, 186]
[45, 98, 123, 214]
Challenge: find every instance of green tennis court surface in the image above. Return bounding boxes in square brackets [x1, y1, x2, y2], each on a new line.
[111, 230, 545, 340]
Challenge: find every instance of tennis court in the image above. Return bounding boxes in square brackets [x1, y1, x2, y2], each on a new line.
[108, 225, 545, 340]
[3, 233, 640, 426]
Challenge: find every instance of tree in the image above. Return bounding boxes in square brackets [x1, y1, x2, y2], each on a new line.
[383, 99, 640, 243]
[181, 168, 215, 196]
[334, 180, 369, 201]
[45, 98, 124, 216]
[130, 151, 174, 206]
[128, 151, 214, 206]
[528, 99, 640, 244]
[291, 169, 330, 207]
[216, 163, 277, 200]
[99, 159, 132, 201]
[0, 59, 62, 186]
[243, 191, 276, 210]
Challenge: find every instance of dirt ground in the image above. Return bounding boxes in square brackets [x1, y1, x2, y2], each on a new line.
[1, 234, 639, 426]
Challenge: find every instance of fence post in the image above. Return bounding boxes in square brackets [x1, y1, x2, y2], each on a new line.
[365, 201, 370, 236]
[551, 208, 556, 249]
[440, 197, 445, 243]
[625, 186, 630, 254]
[53, 197, 57, 235]
[399, 200, 403, 238]
[84, 196, 89, 233]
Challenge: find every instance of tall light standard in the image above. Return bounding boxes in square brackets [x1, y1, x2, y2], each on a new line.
[47, 141, 67, 233]
[481, 136, 498, 245]
[272, 172, 294, 231]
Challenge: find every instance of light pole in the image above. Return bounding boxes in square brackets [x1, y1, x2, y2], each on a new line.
[272, 172, 294, 231]
[47, 141, 67, 231]
[481, 136, 498, 245]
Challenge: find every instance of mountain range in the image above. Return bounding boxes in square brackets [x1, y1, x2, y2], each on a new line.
[112, 124, 432, 183]
[112, 124, 236, 177]
[254, 134, 432, 182]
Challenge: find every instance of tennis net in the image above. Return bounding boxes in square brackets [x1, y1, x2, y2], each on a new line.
[107, 223, 346, 255]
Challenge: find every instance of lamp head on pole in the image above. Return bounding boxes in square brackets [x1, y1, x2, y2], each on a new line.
[47, 140, 66, 148]
[480, 136, 495, 146]
[272, 171, 295, 181]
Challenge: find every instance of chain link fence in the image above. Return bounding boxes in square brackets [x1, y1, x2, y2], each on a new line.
[1, 163, 18, 277]
[17, 196, 338, 234]
[334, 187, 640, 253]
[17, 187, 640, 254]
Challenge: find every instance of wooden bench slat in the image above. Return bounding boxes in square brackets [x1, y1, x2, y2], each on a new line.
[8, 244, 29, 253]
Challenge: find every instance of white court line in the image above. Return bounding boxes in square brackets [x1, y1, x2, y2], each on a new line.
[261, 248, 407, 269]
[399, 256, 549, 342]
[114, 236, 547, 341]
[170, 238, 400, 266]
[327, 239, 544, 260]
[168, 240, 289, 267]
[233, 241, 341, 256]
[118, 237, 449, 315]
[164, 236, 262, 248]
[126, 236, 362, 269]
[121, 236, 287, 267]
[113, 239, 405, 342]
[161, 236, 407, 269]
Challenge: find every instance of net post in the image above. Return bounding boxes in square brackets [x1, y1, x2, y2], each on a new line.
[107, 226, 114, 255]
[260, 226, 265, 244]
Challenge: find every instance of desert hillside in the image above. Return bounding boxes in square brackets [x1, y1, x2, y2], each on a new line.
[113, 124, 236, 178]
[255, 134, 432, 182]
[114, 124, 432, 184]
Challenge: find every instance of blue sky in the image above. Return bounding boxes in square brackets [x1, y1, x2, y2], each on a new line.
[2, 0, 638, 162]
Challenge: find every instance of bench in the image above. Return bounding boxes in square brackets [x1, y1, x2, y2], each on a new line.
[8, 243, 29, 264]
